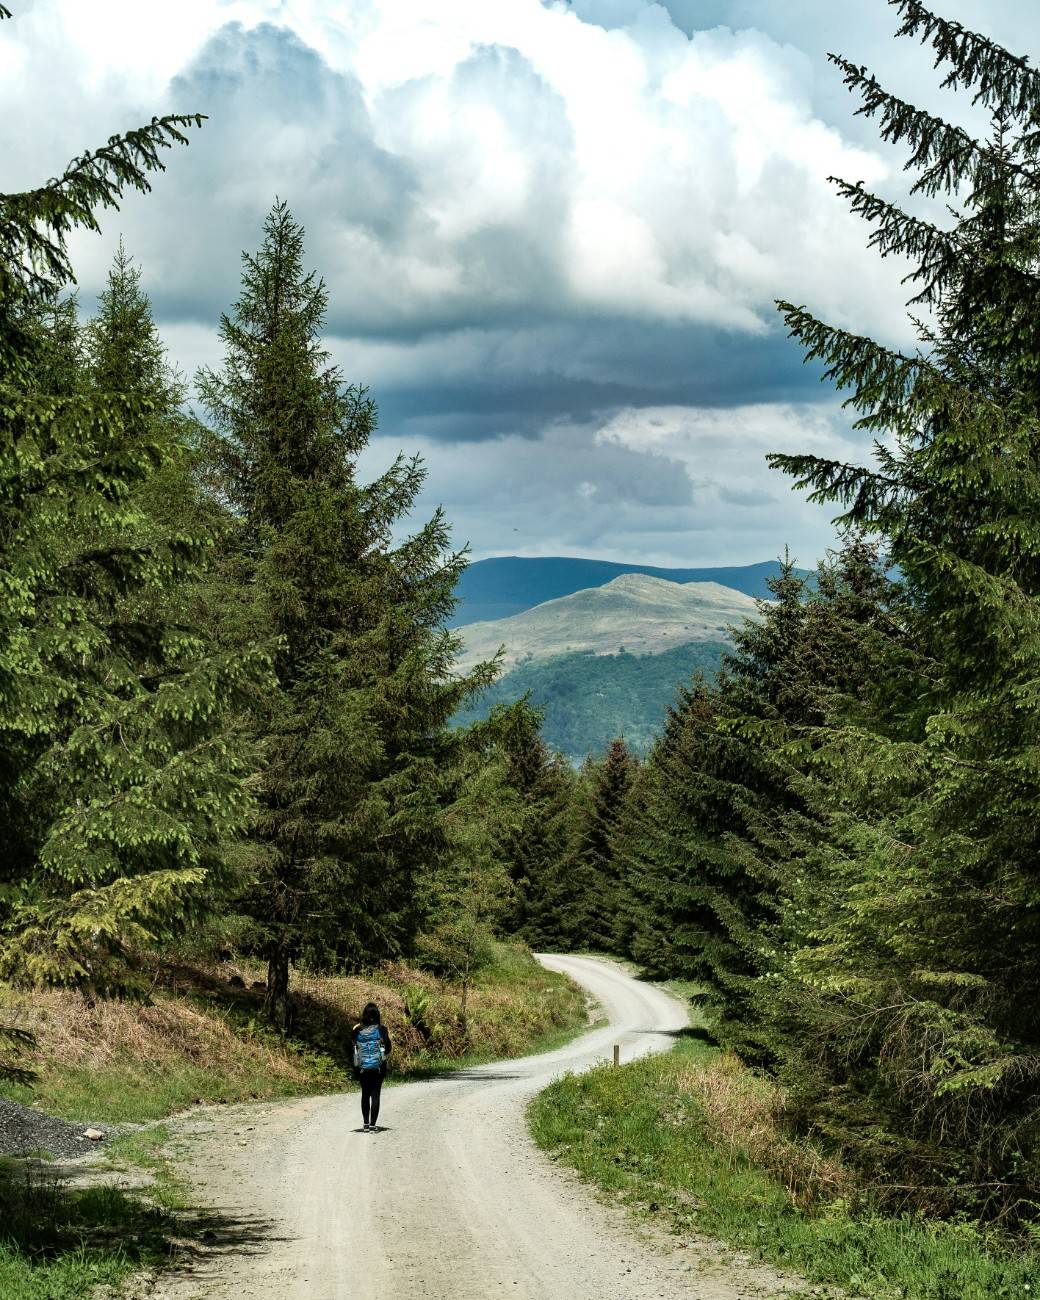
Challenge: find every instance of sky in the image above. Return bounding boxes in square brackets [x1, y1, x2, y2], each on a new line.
[4, 0, 1039, 568]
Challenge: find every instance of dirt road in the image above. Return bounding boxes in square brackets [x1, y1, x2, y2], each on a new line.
[152, 956, 803, 1299]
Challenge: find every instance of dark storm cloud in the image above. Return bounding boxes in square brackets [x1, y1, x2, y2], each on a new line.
[363, 317, 821, 445]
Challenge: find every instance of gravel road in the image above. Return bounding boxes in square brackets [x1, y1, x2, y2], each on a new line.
[152, 955, 805, 1300]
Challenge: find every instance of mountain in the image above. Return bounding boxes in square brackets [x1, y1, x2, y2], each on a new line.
[453, 641, 731, 761]
[448, 555, 798, 626]
[454, 573, 760, 673]
[453, 573, 763, 760]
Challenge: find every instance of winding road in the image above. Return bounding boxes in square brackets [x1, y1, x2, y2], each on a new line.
[152, 956, 799, 1299]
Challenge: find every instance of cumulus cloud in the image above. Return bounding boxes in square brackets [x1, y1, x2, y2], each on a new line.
[7, 0, 912, 340]
[4, 0, 1033, 567]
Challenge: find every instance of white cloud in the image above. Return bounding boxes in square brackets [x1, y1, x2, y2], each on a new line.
[4, 0, 911, 341]
[8, 0, 1023, 568]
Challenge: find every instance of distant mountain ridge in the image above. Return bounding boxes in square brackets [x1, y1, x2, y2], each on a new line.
[455, 573, 760, 673]
[449, 555, 799, 626]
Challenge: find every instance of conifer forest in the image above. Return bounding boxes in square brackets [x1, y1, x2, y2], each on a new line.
[6, 0, 1040, 1286]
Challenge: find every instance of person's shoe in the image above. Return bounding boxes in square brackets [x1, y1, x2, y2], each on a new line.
[363, 1123, 371, 1131]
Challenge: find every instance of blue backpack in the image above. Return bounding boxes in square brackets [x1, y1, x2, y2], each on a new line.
[355, 1024, 384, 1071]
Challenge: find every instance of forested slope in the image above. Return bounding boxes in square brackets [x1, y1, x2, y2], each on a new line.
[453, 641, 729, 760]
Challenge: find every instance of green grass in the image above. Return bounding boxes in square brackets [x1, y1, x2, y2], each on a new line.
[0, 1157, 170, 1300]
[0, 1059, 328, 1125]
[529, 1037, 1040, 1300]
[397, 1010, 607, 1082]
[105, 1125, 190, 1211]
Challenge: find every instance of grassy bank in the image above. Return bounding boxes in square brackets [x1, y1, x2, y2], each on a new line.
[0, 1158, 170, 1300]
[1, 941, 587, 1124]
[0, 942, 588, 1300]
[530, 1036, 1040, 1300]
[0, 1125, 211, 1300]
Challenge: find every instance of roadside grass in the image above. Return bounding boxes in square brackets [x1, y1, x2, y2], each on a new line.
[105, 1125, 189, 1211]
[1, 941, 588, 1124]
[0, 1156, 169, 1300]
[529, 1037, 1040, 1300]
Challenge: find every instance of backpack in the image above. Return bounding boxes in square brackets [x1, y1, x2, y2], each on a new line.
[354, 1024, 384, 1072]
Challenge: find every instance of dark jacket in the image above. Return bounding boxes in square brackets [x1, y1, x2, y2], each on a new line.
[351, 1022, 391, 1075]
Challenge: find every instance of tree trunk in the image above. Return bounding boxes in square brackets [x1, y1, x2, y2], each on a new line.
[459, 971, 470, 1039]
[265, 943, 291, 1033]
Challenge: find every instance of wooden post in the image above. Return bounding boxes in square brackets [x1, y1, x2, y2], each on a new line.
[613, 1044, 620, 1068]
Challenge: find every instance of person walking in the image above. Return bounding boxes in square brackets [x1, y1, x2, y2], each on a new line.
[352, 1002, 391, 1131]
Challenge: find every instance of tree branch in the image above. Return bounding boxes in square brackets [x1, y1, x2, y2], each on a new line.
[892, 0, 1040, 113]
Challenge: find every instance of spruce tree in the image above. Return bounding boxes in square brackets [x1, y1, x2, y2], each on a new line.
[561, 739, 636, 951]
[0, 47, 264, 994]
[417, 716, 519, 1033]
[198, 202, 492, 1027]
[620, 544, 899, 1054]
[81, 241, 219, 621]
[493, 701, 583, 950]
[766, 0, 1040, 1215]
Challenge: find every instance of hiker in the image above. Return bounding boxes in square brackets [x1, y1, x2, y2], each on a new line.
[352, 1001, 391, 1131]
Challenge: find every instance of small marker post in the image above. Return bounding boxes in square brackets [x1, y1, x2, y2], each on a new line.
[613, 1044, 620, 1068]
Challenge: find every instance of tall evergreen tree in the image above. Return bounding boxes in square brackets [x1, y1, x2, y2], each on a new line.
[198, 202, 492, 1027]
[417, 715, 519, 1032]
[620, 543, 899, 1054]
[80, 241, 217, 616]
[0, 51, 263, 994]
[493, 701, 584, 950]
[560, 739, 636, 951]
[765, 0, 1040, 1216]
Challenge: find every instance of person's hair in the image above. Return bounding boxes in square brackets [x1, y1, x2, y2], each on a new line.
[361, 1002, 381, 1026]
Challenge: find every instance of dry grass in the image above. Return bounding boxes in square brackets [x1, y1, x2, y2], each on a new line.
[674, 1049, 855, 1213]
[5, 983, 312, 1086]
[0, 943, 586, 1123]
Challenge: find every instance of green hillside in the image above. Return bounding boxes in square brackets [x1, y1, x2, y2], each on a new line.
[454, 641, 729, 760]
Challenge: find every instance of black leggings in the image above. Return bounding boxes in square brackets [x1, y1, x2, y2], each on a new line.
[360, 1070, 383, 1126]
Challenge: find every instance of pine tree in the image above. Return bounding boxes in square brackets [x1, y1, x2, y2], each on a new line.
[198, 201, 492, 1028]
[766, 0, 1040, 1217]
[0, 40, 264, 995]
